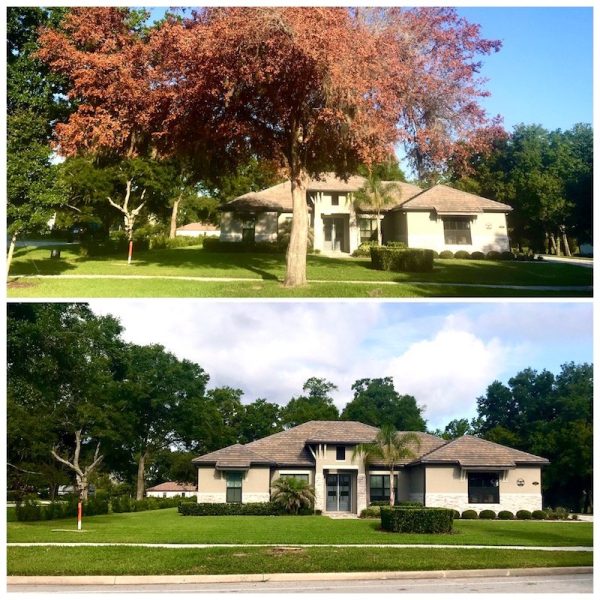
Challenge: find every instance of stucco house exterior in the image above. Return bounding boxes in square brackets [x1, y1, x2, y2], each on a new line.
[192, 421, 548, 515]
[219, 175, 512, 255]
[146, 481, 197, 499]
[175, 222, 220, 238]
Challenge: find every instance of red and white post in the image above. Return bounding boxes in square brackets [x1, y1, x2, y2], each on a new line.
[127, 240, 133, 265]
[77, 501, 82, 531]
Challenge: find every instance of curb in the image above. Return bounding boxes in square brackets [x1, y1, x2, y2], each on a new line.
[7, 567, 593, 586]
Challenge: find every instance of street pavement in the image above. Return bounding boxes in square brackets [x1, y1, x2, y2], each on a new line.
[8, 573, 593, 594]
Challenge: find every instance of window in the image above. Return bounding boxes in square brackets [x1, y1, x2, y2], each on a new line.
[336, 446, 346, 461]
[443, 218, 472, 245]
[359, 218, 378, 243]
[331, 194, 339, 206]
[241, 216, 256, 243]
[369, 475, 399, 503]
[226, 472, 243, 503]
[162, 492, 167, 498]
[468, 472, 500, 504]
[282, 474, 309, 483]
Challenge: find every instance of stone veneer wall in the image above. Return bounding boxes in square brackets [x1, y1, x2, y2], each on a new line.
[356, 473, 367, 514]
[197, 492, 226, 503]
[314, 473, 325, 512]
[425, 492, 542, 514]
[243, 492, 270, 503]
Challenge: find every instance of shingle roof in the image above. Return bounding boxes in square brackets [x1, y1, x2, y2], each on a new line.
[415, 435, 549, 467]
[397, 184, 512, 214]
[176, 222, 219, 231]
[192, 444, 274, 468]
[146, 481, 197, 492]
[221, 174, 423, 213]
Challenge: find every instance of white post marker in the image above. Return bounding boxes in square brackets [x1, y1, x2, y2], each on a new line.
[77, 501, 82, 531]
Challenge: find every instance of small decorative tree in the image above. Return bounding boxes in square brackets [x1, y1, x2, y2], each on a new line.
[352, 425, 421, 507]
[271, 477, 316, 514]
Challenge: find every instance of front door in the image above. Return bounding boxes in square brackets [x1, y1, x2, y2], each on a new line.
[325, 473, 352, 512]
[323, 216, 346, 252]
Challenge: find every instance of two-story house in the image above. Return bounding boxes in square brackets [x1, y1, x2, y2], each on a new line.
[219, 174, 512, 255]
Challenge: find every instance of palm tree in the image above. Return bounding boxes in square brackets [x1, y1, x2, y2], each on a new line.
[353, 172, 401, 246]
[352, 425, 421, 507]
[271, 477, 316, 514]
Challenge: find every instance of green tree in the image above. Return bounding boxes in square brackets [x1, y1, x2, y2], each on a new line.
[357, 158, 407, 182]
[342, 378, 427, 432]
[238, 399, 283, 444]
[352, 425, 421, 506]
[353, 172, 401, 245]
[281, 378, 340, 428]
[271, 477, 316, 514]
[431, 418, 473, 440]
[7, 303, 124, 499]
[6, 7, 71, 275]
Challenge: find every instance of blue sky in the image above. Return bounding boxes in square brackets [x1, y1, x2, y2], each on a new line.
[146, 6, 593, 133]
[89, 301, 593, 430]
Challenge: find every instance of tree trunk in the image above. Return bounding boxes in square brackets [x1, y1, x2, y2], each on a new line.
[561, 227, 571, 257]
[136, 450, 148, 500]
[549, 232, 558, 255]
[169, 195, 181, 239]
[389, 469, 395, 507]
[284, 162, 309, 287]
[77, 474, 88, 501]
[6, 231, 18, 279]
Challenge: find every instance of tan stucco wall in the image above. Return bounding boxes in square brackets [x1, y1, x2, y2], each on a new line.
[404, 211, 510, 253]
[255, 212, 278, 242]
[312, 192, 360, 253]
[197, 466, 271, 503]
[272, 469, 315, 485]
[219, 212, 242, 241]
[321, 445, 362, 468]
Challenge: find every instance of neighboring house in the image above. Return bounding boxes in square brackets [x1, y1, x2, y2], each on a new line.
[146, 481, 197, 499]
[175, 222, 220, 238]
[219, 174, 512, 255]
[192, 421, 548, 515]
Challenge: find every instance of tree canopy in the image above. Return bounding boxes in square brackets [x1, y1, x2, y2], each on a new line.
[281, 378, 340, 428]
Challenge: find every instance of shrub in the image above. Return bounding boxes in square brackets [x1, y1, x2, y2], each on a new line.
[352, 241, 380, 257]
[516, 510, 532, 520]
[385, 241, 408, 249]
[531, 510, 547, 520]
[479, 509, 496, 520]
[451, 509, 461, 519]
[500, 251, 515, 260]
[203, 237, 282, 254]
[369, 500, 393, 507]
[461, 509, 478, 519]
[380, 507, 454, 534]
[16, 496, 43, 521]
[486, 250, 501, 260]
[498, 510, 514, 520]
[148, 235, 204, 250]
[110, 495, 182, 513]
[369, 501, 423, 508]
[454, 250, 471, 259]
[439, 250, 454, 259]
[360, 506, 381, 518]
[431, 250, 439, 258]
[370, 247, 434, 273]
[271, 477, 315, 514]
[179, 502, 286, 516]
[547, 507, 570, 520]
[470, 251, 485, 260]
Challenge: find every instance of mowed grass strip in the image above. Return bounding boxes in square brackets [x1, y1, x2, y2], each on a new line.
[7, 245, 592, 290]
[7, 546, 593, 576]
[7, 510, 593, 547]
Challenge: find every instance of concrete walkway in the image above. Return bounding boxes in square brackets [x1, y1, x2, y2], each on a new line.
[8, 542, 592, 552]
[7, 273, 592, 292]
[536, 254, 593, 268]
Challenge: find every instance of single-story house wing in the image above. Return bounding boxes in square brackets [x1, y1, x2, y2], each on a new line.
[192, 421, 548, 515]
[146, 481, 198, 499]
[175, 222, 220, 238]
[219, 175, 512, 255]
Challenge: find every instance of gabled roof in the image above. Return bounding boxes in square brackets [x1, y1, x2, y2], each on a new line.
[146, 481, 197, 492]
[415, 435, 549, 468]
[176, 222, 219, 231]
[397, 184, 512, 214]
[221, 174, 423, 213]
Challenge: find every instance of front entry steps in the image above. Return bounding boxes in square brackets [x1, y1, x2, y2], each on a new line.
[324, 512, 359, 519]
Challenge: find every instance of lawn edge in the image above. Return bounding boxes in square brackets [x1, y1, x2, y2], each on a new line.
[8, 566, 593, 586]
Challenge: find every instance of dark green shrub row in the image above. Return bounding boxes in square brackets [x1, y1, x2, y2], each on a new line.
[438, 250, 516, 260]
[370, 247, 434, 273]
[15, 494, 109, 522]
[179, 502, 286, 516]
[148, 235, 205, 250]
[461, 509, 478, 519]
[380, 507, 454, 534]
[111, 495, 185, 513]
[203, 237, 284, 254]
[369, 500, 423, 508]
[498, 510, 514, 520]
[79, 239, 150, 257]
[479, 509, 497, 520]
[456, 508, 570, 520]
[359, 506, 381, 518]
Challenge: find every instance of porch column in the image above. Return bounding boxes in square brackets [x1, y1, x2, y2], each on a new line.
[314, 443, 326, 512]
[357, 461, 367, 514]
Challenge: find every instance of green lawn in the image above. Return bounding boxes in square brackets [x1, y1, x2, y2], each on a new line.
[8, 546, 592, 576]
[7, 245, 592, 297]
[7, 509, 593, 547]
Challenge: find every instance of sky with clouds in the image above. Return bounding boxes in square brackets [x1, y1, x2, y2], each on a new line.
[88, 301, 592, 429]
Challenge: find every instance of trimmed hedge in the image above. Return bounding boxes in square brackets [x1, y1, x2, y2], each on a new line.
[369, 501, 423, 508]
[179, 502, 287, 516]
[486, 250, 501, 260]
[359, 506, 381, 518]
[148, 235, 204, 250]
[470, 251, 485, 260]
[380, 507, 454, 534]
[461, 509, 478, 519]
[532, 510, 548, 520]
[203, 237, 283, 254]
[498, 510, 514, 520]
[15, 494, 109, 522]
[451, 509, 461, 519]
[479, 509, 496, 520]
[111, 495, 184, 513]
[370, 247, 434, 273]
[453, 250, 470, 259]
[438, 250, 454, 259]
[516, 509, 532, 520]
[352, 241, 379, 257]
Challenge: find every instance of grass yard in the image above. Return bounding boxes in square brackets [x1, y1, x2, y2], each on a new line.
[8, 546, 592, 576]
[7, 244, 592, 297]
[7, 509, 593, 547]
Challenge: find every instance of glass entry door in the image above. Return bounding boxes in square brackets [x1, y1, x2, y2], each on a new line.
[323, 217, 346, 252]
[325, 473, 352, 512]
